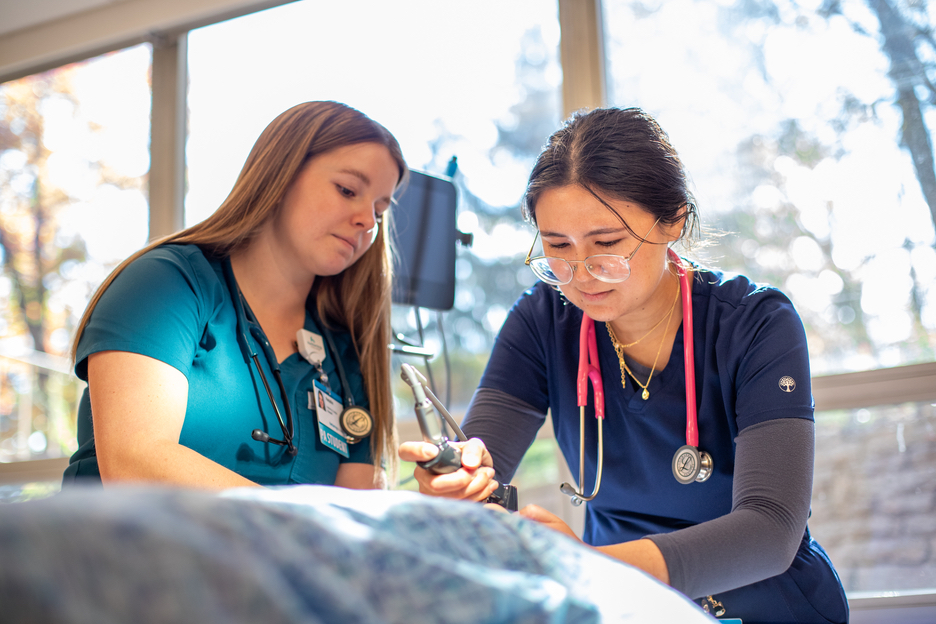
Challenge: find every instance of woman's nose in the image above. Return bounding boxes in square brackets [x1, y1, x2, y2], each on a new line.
[570, 260, 592, 283]
[353, 202, 379, 231]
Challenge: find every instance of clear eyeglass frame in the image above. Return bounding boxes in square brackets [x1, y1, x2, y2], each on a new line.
[524, 217, 661, 286]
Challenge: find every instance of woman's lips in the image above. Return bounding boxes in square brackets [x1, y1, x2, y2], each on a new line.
[334, 234, 356, 253]
[577, 289, 612, 302]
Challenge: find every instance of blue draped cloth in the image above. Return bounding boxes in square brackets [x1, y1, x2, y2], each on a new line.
[0, 485, 709, 623]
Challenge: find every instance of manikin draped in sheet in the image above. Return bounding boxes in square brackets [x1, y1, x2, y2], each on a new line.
[0, 486, 711, 624]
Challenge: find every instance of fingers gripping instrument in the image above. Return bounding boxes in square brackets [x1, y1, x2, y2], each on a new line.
[400, 364, 518, 510]
[401, 363, 463, 473]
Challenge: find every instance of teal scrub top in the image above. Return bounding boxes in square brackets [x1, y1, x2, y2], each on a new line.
[63, 244, 373, 486]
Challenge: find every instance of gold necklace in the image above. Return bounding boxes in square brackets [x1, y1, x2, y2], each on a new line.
[606, 281, 680, 400]
[611, 297, 675, 349]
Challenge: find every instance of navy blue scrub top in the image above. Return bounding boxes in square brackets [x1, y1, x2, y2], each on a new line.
[64, 244, 372, 486]
[478, 272, 815, 545]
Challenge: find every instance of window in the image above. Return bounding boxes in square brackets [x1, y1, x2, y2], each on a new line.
[811, 400, 936, 592]
[602, 0, 936, 595]
[0, 45, 151, 467]
[186, 0, 562, 414]
[603, 0, 935, 374]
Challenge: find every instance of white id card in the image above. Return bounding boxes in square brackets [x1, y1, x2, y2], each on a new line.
[297, 329, 326, 365]
[311, 380, 348, 457]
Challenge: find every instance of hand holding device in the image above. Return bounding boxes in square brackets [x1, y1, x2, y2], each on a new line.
[400, 363, 463, 474]
[400, 364, 518, 511]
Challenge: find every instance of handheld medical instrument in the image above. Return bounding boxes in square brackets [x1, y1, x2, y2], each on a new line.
[222, 258, 372, 455]
[560, 313, 606, 506]
[401, 363, 518, 510]
[401, 363, 463, 474]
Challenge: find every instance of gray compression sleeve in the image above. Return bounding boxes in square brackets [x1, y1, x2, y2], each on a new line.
[462, 389, 813, 600]
[461, 387, 547, 483]
[646, 417, 814, 599]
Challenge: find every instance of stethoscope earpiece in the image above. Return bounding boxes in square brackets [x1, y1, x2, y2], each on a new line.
[560, 482, 586, 506]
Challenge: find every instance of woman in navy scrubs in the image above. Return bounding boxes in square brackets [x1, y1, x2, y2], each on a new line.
[400, 107, 848, 622]
[65, 101, 406, 490]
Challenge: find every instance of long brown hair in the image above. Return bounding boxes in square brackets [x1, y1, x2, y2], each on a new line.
[72, 101, 407, 482]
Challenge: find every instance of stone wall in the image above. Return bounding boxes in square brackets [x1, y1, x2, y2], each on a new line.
[809, 401, 936, 593]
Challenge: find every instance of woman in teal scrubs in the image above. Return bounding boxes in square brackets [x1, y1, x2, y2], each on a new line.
[64, 101, 407, 489]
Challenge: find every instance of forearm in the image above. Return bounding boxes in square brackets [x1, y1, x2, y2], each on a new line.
[519, 505, 670, 584]
[646, 418, 814, 598]
[462, 387, 546, 482]
[596, 539, 670, 585]
[335, 462, 385, 489]
[99, 439, 259, 489]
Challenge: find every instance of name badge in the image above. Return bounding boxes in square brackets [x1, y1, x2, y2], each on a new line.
[311, 380, 348, 458]
[297, 329, 326, 365]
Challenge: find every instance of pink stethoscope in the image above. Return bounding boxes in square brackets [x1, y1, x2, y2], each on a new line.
[560, 249, 713, 506]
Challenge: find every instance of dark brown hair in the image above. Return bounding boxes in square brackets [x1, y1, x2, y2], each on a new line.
[523, 107, 699, 245]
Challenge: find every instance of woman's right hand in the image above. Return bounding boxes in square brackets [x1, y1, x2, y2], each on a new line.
[398, 438, 499, 502]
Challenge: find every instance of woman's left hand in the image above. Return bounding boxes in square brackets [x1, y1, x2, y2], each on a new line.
[518, 504, 583, 543]
[519, 504, 670, 585]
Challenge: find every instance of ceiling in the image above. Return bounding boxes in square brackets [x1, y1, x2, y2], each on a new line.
[0, 0, 293, 84]
[0, 0, 129, 38]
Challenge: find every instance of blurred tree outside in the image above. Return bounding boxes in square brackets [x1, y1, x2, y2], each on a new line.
[604, 0, 936, 374]
[0, 72, 87, 357]
[390, 24, 562, 413]
[0, 46, 151, 461]
[1, 68, 88, 462]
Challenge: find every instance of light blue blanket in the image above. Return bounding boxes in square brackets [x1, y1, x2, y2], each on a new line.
[0, 485, 709, 623]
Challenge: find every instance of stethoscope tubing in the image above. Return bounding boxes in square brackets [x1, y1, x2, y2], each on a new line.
[565, 249, 700, 503]
[671, 248, 699, 447]
[221, 257, 356, 455]
[564, 317, 605, 504]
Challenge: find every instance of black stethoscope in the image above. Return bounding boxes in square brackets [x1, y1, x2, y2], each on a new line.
[561, 249, 713, 506]
[221, 258, 373, 456]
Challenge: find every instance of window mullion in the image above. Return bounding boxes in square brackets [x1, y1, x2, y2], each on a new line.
[149, 32, 188, 240]
[558, 0, 607, 117]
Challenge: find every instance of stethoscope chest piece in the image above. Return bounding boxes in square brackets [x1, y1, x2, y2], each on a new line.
[672, 444, 714, 484]
[339, 406, 373, 443]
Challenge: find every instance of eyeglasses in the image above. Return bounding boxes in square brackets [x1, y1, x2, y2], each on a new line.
[524, 218, 661, 286]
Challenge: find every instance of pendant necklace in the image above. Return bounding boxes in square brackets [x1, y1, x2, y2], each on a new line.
[607, 280, 680, 400]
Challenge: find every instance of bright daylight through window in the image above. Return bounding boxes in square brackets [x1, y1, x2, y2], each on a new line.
[0, 44, 151, 471]
[602, 0, 936, 594]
